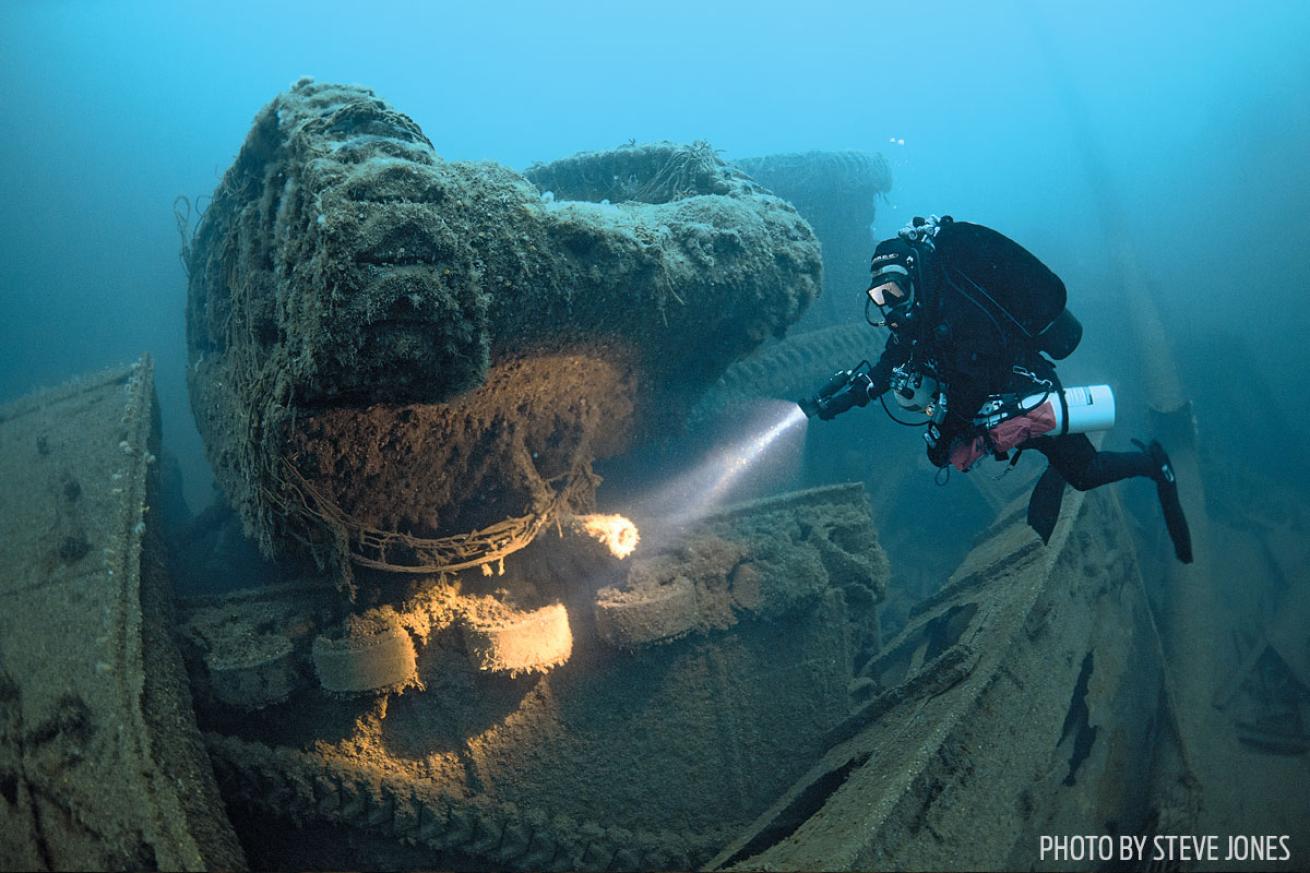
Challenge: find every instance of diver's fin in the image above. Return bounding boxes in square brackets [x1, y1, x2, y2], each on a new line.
[1135, 439, 1193, 564]
[1027, 464, 1067, 545]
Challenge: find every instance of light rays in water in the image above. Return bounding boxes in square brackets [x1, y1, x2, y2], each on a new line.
[636, 400, 809, 534]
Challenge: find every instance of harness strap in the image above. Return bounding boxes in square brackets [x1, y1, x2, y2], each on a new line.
[1053, 372, 1070, 435]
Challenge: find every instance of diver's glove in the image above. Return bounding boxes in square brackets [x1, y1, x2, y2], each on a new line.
[800, 370, 875, 420]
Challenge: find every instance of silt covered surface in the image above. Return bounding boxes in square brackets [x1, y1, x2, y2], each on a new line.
[184, 484, 890, 871]
[0, 360, 243, 871]
[185, 80, 822, 571]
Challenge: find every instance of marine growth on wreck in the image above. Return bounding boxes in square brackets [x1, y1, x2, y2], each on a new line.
[2, 75, 1308, 873]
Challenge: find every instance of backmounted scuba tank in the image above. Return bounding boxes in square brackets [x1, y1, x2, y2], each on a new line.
[1034, 308, 1082, 360]
[932, 220, 1083, 360]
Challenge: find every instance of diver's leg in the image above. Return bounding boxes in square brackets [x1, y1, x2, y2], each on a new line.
[1027, 434, 1192, 563]
[1027, 434, 1156, 491]
[1026, 465, 1068, 544]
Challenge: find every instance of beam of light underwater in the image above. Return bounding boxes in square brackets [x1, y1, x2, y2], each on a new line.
[633, 400, 808, 540]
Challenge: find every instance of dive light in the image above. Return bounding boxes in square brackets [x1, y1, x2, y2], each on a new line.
[799, 363, 874, 420]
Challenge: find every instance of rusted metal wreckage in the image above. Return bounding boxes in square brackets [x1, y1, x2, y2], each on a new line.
[5, 79, 1307, 872]
[1, 357, 1196, 871]
[0, 361, 243, 870]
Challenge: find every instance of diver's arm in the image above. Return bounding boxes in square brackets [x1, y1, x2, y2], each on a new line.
[866, 339, 907, 397]
[800, 337, 904, 420]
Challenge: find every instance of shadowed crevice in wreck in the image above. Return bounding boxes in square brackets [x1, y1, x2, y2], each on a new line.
[719, 751, 874, 869]
[1058, 651, 1098, 787]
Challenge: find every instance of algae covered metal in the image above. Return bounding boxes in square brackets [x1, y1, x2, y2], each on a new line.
[0, 354, 1185, 871]
[183, 80, 823, 575]
[182, 484, 889, 871]
[0, 359, 243, 871]
[0, 77, 1244, 873]
[710, 487, 1186, 871]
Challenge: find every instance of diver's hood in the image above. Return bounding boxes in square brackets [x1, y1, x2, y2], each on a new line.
[870, 237, 917, 287]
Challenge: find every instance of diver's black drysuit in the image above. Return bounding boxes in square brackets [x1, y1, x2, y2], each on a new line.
[863, 282, 1157, 491]
[849, 218, 1192, 561]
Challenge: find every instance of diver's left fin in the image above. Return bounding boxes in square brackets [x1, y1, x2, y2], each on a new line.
[1137, 439, 1193, 564]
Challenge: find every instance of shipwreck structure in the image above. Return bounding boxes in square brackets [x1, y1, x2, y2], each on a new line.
[181, 483, 887, 870]
[0, 359, 1185, 872]
[0, 360, 242, 870]
[4, 79, 1308, 873]
[183, 80, 822, 581]
[0, 360, 1204, 872]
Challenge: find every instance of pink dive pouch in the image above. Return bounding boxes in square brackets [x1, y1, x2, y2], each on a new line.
[949, 400, 1058, 472]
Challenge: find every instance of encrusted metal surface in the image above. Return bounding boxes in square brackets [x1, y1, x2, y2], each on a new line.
[711, 487, 1177, 871]
[181, 483, 889, 870]
[0, 359, 243, 870]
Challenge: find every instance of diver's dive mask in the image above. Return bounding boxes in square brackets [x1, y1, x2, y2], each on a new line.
[866, 267, 916, 330]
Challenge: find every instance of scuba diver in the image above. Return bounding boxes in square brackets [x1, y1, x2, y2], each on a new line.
[799, 215, 1192, 563]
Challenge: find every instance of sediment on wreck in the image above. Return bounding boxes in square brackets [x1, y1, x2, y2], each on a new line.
[183, 484, 889, 872]
[0, 360, 244, 871]
[184, 80, 822, 575]
[710, 487, 1177, 872]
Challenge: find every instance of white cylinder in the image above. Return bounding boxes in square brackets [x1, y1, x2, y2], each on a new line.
[1024, 384, 1115, 435]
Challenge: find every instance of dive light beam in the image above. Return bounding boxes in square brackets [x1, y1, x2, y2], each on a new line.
[641, 400, 808, 529]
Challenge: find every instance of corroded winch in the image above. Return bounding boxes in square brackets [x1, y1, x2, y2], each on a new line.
[183, 80, 822, 582]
